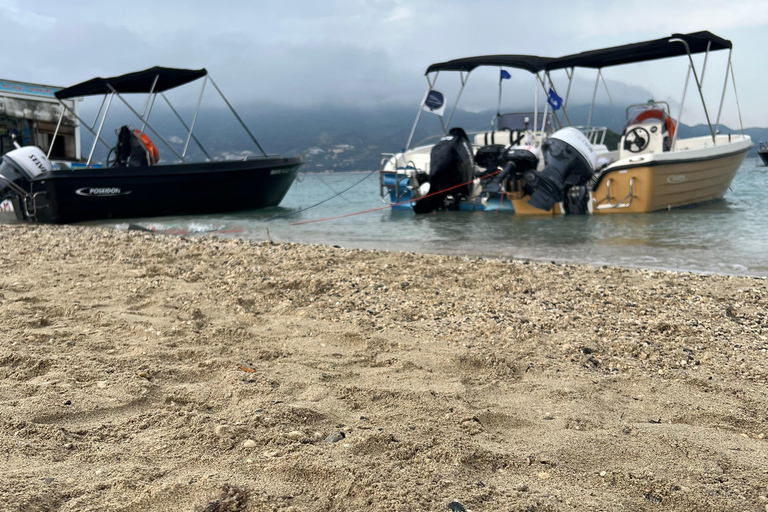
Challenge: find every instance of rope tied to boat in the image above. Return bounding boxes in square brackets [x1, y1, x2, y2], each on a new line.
[290, 168, 502, 226]
[263, 168, 379, 222]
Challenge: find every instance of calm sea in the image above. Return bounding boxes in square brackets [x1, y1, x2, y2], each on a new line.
[39, 158, 768, 277]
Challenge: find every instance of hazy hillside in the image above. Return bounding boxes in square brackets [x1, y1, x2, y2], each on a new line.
[80, 104, 765, 171]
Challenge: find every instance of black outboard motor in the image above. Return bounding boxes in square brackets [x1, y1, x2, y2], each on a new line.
[522, 127, 597, 213]
[414, 127, 474, 214]
[475, 146, 540, 196]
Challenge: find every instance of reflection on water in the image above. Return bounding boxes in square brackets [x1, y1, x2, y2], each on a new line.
[10, 159, 768, 277]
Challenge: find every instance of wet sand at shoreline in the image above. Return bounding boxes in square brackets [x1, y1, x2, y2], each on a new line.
[1, 224, 767, 511]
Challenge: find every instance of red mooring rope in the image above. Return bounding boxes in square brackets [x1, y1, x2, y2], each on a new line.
[290, 168, 502, 226]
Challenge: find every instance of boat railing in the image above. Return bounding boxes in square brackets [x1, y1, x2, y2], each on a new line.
[575, 126, 608, 146]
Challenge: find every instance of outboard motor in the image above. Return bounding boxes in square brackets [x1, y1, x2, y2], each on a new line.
[414, 127, 474, 214]
[0, 147, 52, 219]
[522, 127, 597, 213]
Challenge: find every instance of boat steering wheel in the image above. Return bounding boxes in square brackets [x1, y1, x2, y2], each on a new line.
[624, 127, 650, 153]
[106, 147, 118, 167]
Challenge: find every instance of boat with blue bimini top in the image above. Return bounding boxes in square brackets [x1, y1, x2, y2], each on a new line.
[0, 67, 303, 223]
[379, 31, 752, 215]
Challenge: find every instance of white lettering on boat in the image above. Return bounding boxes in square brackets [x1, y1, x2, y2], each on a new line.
[75, 187, 131, 196]
[270, 169, 292, 175]
[27, 153, 47, 173]
[667, 175, 686, 184]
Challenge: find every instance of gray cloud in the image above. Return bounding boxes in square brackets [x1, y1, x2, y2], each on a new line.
[2, 0, 765, 127]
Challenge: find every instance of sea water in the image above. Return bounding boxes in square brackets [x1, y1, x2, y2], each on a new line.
[49, 158, 768, 277]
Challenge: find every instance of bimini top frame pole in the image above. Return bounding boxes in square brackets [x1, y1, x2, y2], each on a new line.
[669, 37, 716, 143]
[405, 71, 439, 151]
[54, 66, 271, 163]
[207, 76, 268, 158]
[400, 31, 734, 153]
[405, 55, 555, 151]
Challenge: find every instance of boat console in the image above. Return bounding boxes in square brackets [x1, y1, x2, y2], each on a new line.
[619, 102, 676, 158]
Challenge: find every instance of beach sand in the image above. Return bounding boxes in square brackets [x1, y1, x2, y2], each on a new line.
[1, 224, 766, 511]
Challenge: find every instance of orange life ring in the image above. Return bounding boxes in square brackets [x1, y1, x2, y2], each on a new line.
[132, 129, 159, 165]
[634, 109, 676, 138]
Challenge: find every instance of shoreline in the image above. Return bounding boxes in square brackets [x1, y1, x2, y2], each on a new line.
[1, 224, 767, 511]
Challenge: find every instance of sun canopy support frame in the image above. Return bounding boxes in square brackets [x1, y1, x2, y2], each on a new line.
[404, 31, 743, 152]
[50, 66, 269, 167]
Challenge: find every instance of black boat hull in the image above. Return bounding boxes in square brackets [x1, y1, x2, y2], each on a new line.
[758, 150, 768, 166]
[25, 156, 303, 223]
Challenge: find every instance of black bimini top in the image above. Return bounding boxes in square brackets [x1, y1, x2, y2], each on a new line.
[55, 67, 208, 99]
[426, 55, 554, 74]
[547, 31, 731, 70]
[424, 31, 731, 75]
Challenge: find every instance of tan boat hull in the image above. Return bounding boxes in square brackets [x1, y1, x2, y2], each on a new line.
[590, 149, 748, 214]
[508, 147, 748, 216]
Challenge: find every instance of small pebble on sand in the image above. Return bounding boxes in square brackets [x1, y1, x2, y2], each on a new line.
[214, 425, 232, 438]
[287, 431, 304, 441]
[242, 439, 257, 448]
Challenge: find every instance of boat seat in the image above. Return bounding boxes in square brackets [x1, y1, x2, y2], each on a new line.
[110, 126, 159, 167]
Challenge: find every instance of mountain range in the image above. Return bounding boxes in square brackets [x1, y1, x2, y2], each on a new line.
[81, 103, 768, 171]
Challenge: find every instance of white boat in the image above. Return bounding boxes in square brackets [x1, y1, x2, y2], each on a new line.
[379, 31, 752, 215]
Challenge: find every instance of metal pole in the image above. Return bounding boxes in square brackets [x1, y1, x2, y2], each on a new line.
[546, 71, 571, 126]
[47, 107, 66, 159]
[106, 84, 186, 161]
[700, 41, 711, 86]
[670, 38, 715, 143]
[446, 71, 468, 130]
[497, 68, 503, 119]
[563, 67, 574, 110]
[533, 74, 538, 144]
[140, 73, 161, 132]
[406, 75, 434, 150]
[90, 94, 107, 130]
[141, 74, 160, 118]
[142, 93, 158, 132]
[587, 70, 600, 130]
[540, 74, 551, 133]
[183, 76, 207, 158]
[599, 70, 620, 129]
[207, 76, 268, 157]
[672, 64, 691, 150]
[714, 49, 732, 134]
[73, 99, 81, 160]
[57, 99, 113, 152]
[160, 92, 212, 160]
[405, 106, 424, 151]
[87, 92, 113, 167]
[729, 60, 745, 135]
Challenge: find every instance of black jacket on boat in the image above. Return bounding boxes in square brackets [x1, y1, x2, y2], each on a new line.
[414, 127, 474, 214]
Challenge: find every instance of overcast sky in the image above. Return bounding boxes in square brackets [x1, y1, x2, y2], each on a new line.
[3, 0, 768, 127]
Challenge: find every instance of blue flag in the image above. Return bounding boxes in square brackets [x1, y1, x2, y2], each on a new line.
[547, 88, 563, 110]
[500, 69, 511, 80]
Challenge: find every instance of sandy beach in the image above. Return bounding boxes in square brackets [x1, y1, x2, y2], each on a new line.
[1, 224, 766, 511]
